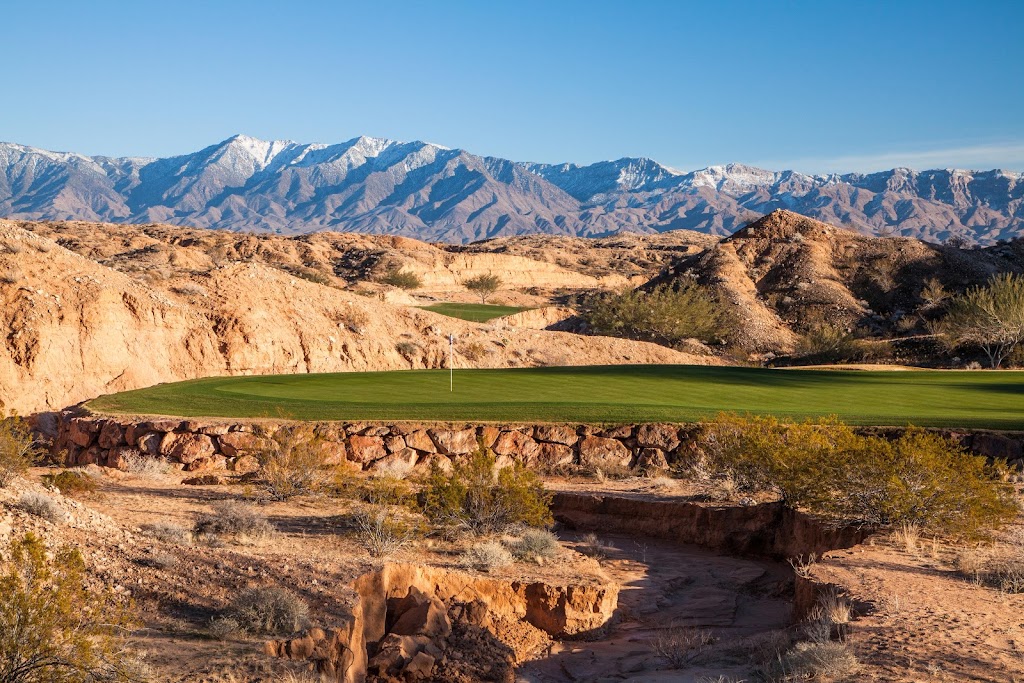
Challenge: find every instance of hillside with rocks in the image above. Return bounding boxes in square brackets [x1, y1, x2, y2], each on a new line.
[0, 219, 716, 415]
[650, 210, 1024, 354]
[2, 136, 1021, 243]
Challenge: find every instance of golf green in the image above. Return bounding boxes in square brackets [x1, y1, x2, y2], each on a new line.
[416, 303, 531, 322]
[87, 365, 1024, 429]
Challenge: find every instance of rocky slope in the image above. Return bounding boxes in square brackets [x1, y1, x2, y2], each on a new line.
[0, 219, 716, 415]
[2, 136, 1022, 243]
[651, 210, 1024, 353]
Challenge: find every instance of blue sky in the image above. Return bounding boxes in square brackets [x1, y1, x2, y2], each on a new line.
[4, 0, 1022, 173]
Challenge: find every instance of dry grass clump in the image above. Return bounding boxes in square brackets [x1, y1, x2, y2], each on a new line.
[194, 500, 275, 542]
[760, 641, 860, 682]
[258, 430, 340, 499]
[171, 282, 208, 296]
[142, 521, 192, 545]
[352, 509, 417, 559]
[578, 532, 615, 561]
[651, 627, 715, 668]
[460, 541, 513, 572]
[120, 451, 175, 480]
[223, 586, 309, 635]
[804, 588, 853, 643]
[0, 266, 22, 284]
[955, 541, 1024, 593]
[138, 550, 178, 570]
[507, 528, 560, 562]
[890, 521, 921, 553]
[19, 491, 66, 523]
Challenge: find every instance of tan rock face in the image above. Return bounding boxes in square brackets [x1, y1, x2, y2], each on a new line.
[404, 430, 437, 453]
[0, 220, 719, 415]
[534, 425, 579, 446]
[492, 430, 541, 462]
[635, 423, 681, 452]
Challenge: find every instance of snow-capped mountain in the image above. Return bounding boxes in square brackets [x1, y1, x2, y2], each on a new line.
[1, 135, 1022, 243]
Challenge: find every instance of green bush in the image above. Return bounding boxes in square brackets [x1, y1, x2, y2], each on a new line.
[378, 267, 422, 290]
[422, 445, 552, 534]
[696, 413, 1017, 536]
[463, 273, 503, 304]
[577, 282, 734, 346]
[0, 533, 139, 683]
[41, 470, 97, 497]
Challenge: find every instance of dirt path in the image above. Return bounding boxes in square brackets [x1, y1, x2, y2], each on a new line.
[518, 532, 794, 682]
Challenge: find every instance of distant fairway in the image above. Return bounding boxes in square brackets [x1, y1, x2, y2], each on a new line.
[417, 302, 531, 322]
[88, 365, 1024, 429]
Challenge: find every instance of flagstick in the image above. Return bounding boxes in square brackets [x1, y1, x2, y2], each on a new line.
[449, 333, 454, 392]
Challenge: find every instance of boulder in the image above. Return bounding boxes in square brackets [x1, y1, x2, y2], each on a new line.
[534, 425, 579, 446]
[578, 436, 632, 469]
[368, 448, 419, 479]
[183, 474, 226, 485]
[98, 421, 126, 450]
[405, 430, 437, 453]
[970, 433, 1023, 462]
[219, 431, 273, 457]
[384, 434, 407, 453]
[136, 432, 162, 456]
[428, 428, 477, 455]
[313, 440, 348, 465]
[349, 435, 387, 463]
[491, 430, 540, 462]
[635, 424, 680, 452]
[537, 442, 575, 468]
[169, 434, 216, 465]
[67, 419, 98, 448]
[598, 425, 634, 440]
[404, 651, 436, 679]
[105, 446, 139, 470]
[636, 447, 668, 470]
[158, 432, 181, 457]
[230, 455, 261, 474]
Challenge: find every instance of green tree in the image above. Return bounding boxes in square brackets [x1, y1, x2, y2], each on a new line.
[378, 267, 422, 290]
[0, 533, 140, 683]
[938, 273, 1024, 368]
[463, 273, 503, 304]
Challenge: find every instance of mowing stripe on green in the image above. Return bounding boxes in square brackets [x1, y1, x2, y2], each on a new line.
[86, 365, 1024, 429]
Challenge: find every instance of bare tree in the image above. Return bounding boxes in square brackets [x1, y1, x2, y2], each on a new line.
[938, 273, 1024, 368]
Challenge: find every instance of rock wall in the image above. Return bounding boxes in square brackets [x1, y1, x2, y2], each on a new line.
[49, 411, 1024, 475]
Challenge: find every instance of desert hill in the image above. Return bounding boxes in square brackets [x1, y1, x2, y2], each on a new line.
[650, 210, 1024, 353]
[0, 219, 715, 415]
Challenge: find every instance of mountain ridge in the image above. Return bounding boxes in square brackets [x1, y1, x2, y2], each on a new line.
[1, 135, 1022, 244]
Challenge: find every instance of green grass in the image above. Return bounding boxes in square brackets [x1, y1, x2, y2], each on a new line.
[87, 365, 1024, 429]
[417, 302, 531, 322]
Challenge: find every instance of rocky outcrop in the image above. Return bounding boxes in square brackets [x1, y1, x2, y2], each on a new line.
[268, 562, 618, 682]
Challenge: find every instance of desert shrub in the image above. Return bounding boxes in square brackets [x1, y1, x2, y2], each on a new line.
[460, 541, 513, 571]
[172, 282, 208, 296]
[507, 528, 560, 561]
[956, 543, 1024, 593]
[120, 452, 174, 480]
[224, 587, 309, 635]
[652, 627, 715, 668]
[577, 282, 734, 346]
[333, 473, 415, 508]
[142, 521, 192, 545]
[378, 267, 422, 290]
[0, 533, 138, 683]
[19, 492, 66, 523]
[41, 470, 97, 497]
[0, 266, 21, 284]
[294, 268, 331, 285]
[395, 340, 421, 360]
[421, 445, 552, 534]
[352, 509, 416, 559]
[460, 341, 489, 361]
[794, 324, 867, 363]
[194, 500, 275, 541]
[257, 430, 339, 499]
[207, 615, 242, 641]
[463, 273, 503, 304]
[0, 415, 42, 487]
[698, 414, 1017, 536]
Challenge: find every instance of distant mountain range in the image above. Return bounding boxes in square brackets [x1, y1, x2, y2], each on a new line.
[1, 134, 1021, 243]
